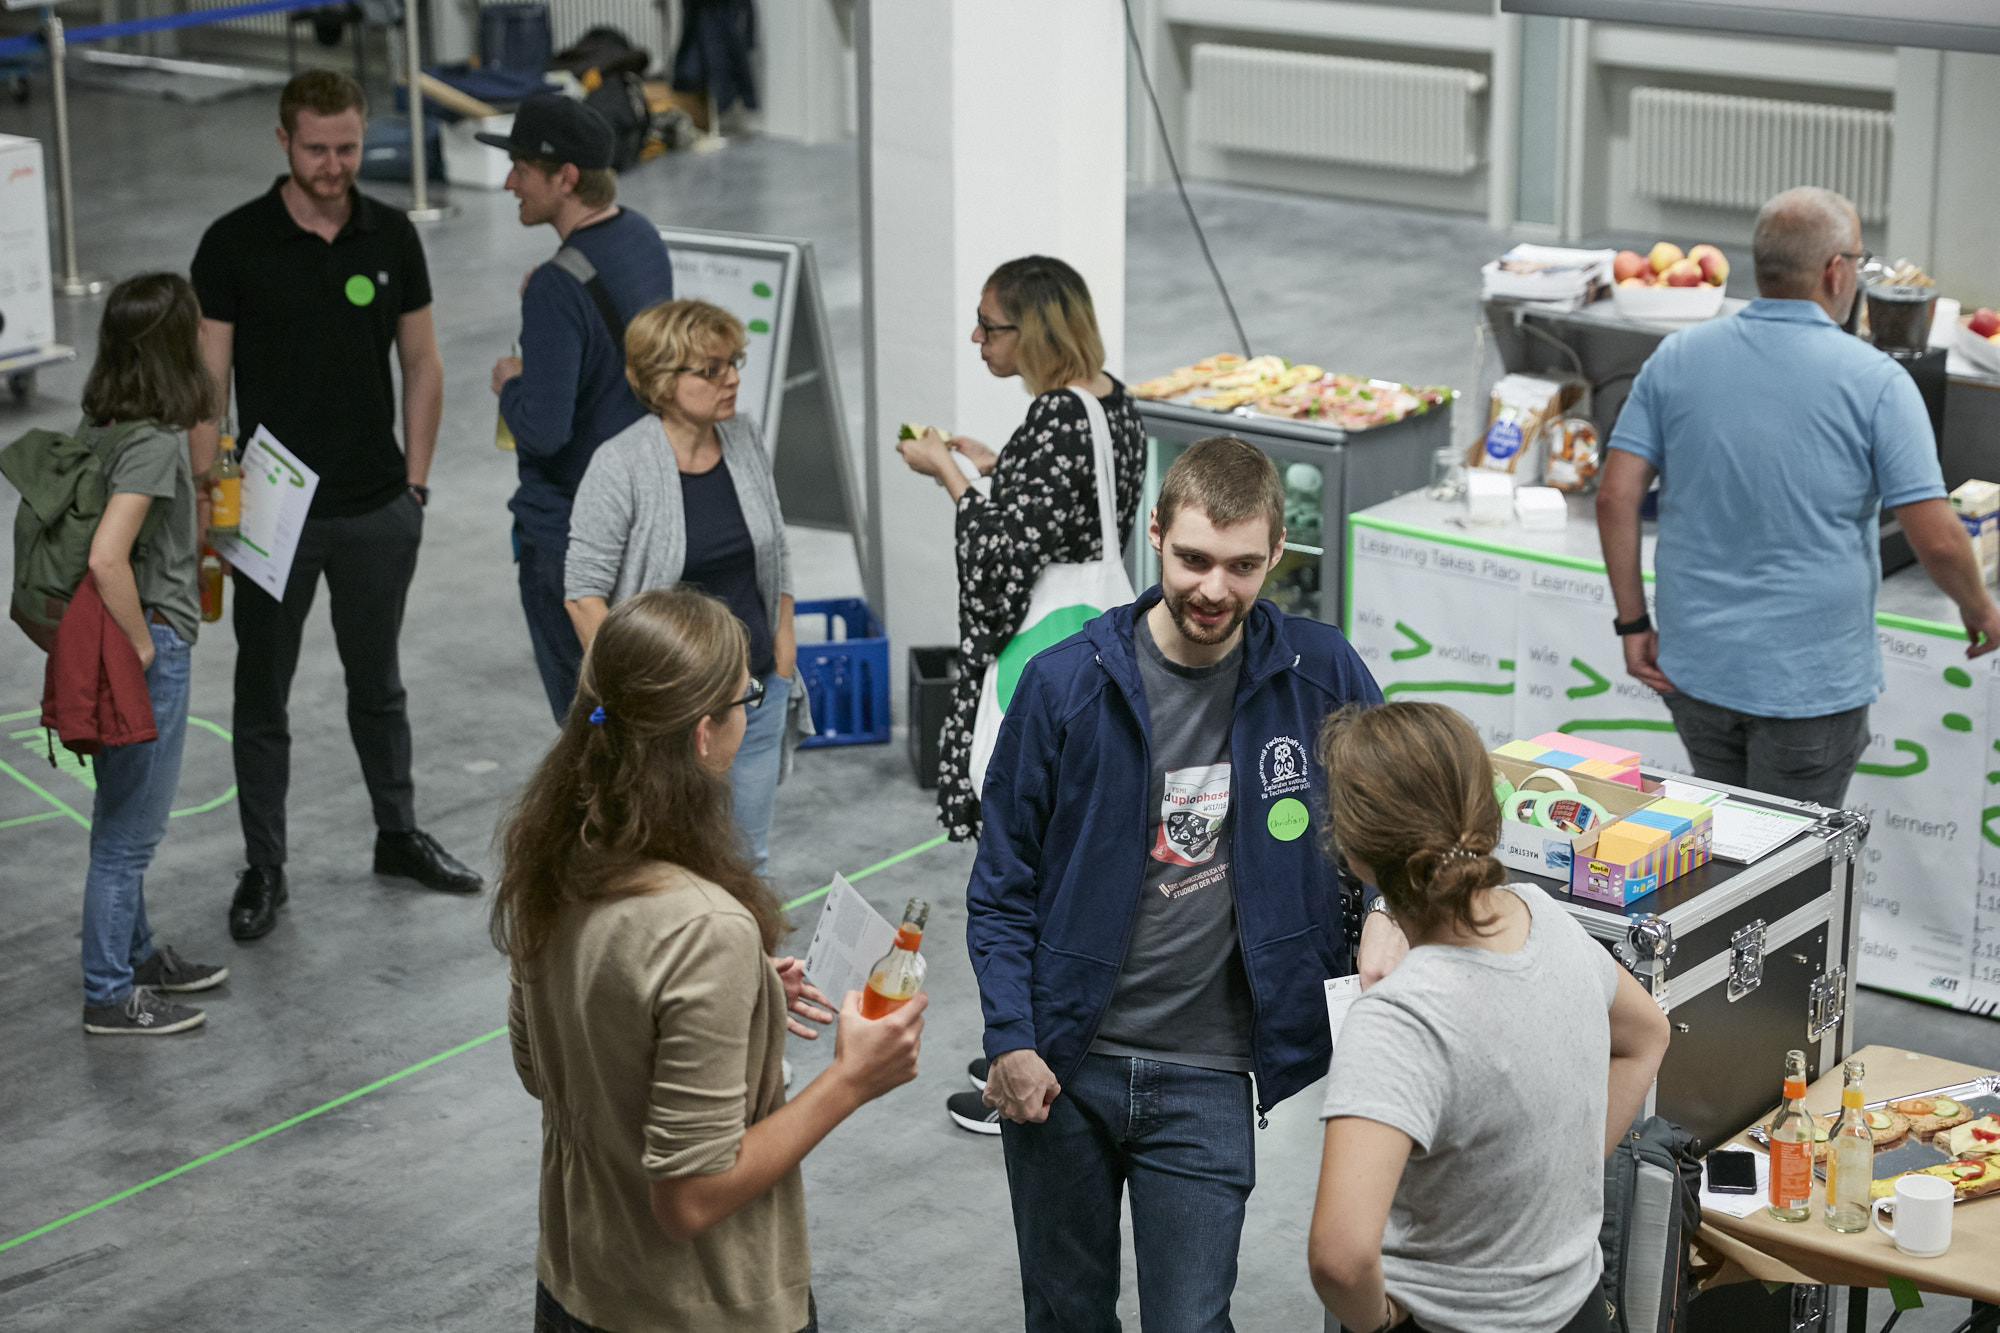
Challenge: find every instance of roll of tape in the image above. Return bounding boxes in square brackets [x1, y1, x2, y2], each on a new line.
[1518, 766, 1579, 795]
[1533, 790, 1610, 834]
[1508, 790, 1543, 825]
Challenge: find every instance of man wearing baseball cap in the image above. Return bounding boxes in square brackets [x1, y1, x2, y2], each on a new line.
[485, 93, 674, 722]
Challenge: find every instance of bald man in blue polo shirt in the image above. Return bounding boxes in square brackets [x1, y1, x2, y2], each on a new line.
[1598, 186, 1999, 807]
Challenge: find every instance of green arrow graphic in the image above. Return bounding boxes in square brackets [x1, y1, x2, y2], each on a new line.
[1566, 657, 1610, 700]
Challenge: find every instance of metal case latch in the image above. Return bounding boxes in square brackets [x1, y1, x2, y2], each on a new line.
[1618, 915, 1675, 1007]
[1809, 966, 1848, 1039]
[1728, 920, 1766, 1002]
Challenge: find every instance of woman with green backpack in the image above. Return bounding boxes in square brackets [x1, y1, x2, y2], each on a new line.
[69, 273, 231, 1034]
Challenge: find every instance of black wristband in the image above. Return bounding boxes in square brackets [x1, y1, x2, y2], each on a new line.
[1613, 612, 1651, 636]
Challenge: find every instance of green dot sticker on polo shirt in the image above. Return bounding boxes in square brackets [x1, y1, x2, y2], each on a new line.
[344, 274, 377, 307]
[1268, 797, 1309, 842]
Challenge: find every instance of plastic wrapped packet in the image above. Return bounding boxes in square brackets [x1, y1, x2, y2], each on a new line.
[1545, 417, 1600, 493]
[1471, 374, 1564, 482]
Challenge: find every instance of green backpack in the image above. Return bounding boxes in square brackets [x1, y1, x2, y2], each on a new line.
[1, 419, 164, 652]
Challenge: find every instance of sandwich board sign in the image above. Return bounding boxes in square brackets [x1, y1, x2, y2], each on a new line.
[656, 227, 863, 561]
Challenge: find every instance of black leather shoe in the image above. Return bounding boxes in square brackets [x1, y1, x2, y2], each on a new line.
[229, 865, 288, 941]
[374, 829, 484, 894]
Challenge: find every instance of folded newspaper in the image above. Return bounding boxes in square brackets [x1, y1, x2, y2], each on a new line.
[1481, 244, 1616, 309]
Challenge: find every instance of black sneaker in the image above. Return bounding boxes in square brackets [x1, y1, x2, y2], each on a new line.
[947, 1089, 1001, 1135]
[131, 944, 229, 993]
[83, 987, 205, 1036]
[967, 1056, 989, 1092]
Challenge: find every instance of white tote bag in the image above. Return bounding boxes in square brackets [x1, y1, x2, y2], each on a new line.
[968, 387, 1136, 799]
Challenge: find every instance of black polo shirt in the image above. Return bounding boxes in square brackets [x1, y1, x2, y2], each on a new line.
[191, 177, 432, 518]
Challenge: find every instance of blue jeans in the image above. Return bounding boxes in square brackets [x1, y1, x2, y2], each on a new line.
[516, 528, 583, 726]
[1000, 1053, 1255, 1333]
[81, 622, 192, 1007]
[729, 671, 791, 879]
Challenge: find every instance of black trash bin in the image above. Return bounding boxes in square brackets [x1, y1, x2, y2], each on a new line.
[907, 646, 958, 789]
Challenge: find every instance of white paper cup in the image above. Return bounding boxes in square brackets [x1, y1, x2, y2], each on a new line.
[1871, 1174, 1954, 1258]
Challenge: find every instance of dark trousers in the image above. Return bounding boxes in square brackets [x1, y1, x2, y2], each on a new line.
[533, 1282, 816, 1333]
[232, 491, 423, 867]
[1331, 1290, 1612, 1333]
[516, 528, 583, 725]
[1000, 1053, 1256, 1333]
[1662, 691, 1871, 809]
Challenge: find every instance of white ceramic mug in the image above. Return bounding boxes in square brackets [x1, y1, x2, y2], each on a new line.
[1871, 1173, 1955, 1258]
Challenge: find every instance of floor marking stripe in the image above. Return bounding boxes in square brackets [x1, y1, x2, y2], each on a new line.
[0, 757, 90, 829]
[1, 834, 954, 1260]
[780, 833, 951, 913]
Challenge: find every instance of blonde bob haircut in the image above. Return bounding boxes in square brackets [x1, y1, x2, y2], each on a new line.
[986, 255, 1105, 396]
[624, 299, 748, 415]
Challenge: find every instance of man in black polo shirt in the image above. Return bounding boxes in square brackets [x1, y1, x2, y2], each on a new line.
[191, 70, 480, 942]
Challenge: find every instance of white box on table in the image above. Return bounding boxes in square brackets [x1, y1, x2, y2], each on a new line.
[0, 134, 55, 359]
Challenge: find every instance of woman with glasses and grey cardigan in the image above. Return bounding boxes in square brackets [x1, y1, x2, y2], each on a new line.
[566, 298, 802, 881]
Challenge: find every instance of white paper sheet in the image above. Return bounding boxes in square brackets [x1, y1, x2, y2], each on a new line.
[1324, 975, 1362, 1051]
[1655, 779, 1814, 864]
[802, 872, 896, 1005]
[1698, 1149, 1770, 1218]
[210, 426, 318, 600]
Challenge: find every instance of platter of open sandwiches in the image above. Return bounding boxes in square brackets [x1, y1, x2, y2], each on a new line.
[1130, 353, 1452, 433]
[1757, 1077, 2000, 1204]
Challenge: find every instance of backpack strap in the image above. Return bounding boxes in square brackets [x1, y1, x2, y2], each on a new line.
[549, 246, 627, 348]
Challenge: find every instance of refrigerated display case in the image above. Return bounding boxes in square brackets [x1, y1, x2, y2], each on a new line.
[1128, 398, 1451, 626]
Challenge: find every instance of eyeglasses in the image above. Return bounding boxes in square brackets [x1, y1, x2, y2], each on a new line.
[727, 677, 767, 711]
[975, 312, 1018, 339]
[671, 352, 747, 382]
[1834, 249, 1873, 269]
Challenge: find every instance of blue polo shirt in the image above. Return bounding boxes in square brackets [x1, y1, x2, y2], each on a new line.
[1607, 299, 1945, 718]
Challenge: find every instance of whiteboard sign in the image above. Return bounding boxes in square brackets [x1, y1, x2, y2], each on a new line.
[659, 229, 799, 444]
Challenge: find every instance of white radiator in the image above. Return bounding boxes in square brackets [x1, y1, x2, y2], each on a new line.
[188, 0, 286, 39]
[1190, 43, 1488, 177]
[182, 0, 670, 71]
[1630, 86, 1892, 223]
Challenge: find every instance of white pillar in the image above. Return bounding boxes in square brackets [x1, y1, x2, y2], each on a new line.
[858, 0, 1127, 708]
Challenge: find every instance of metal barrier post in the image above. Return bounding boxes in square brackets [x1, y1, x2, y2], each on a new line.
[403, 0, 451, 222]
[43, 9, 105, 297]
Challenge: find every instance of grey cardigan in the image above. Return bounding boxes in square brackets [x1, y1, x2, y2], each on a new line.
[565, 413, 793, 621]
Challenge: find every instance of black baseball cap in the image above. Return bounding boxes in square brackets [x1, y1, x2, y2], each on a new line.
[474, 93, 615, 170]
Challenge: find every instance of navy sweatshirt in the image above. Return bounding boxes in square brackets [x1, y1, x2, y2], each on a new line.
[500, 207, 674, 552]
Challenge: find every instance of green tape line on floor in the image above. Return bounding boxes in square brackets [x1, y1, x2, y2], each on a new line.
[1, 832, 953, 1259]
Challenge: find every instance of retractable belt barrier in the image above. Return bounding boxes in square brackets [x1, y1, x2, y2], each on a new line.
[3, 0, 446, 298]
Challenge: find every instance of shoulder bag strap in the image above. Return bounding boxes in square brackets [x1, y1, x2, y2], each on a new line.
[1066, 386, 1121, 562]
[550, 246, 626, 347]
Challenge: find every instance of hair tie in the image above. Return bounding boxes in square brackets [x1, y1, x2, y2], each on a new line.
[588, 704, 607, 725]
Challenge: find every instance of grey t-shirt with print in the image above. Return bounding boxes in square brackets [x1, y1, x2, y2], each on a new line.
[1320, 883, 1622, 1333]
[1089, 611, 1254, 1072]
[99, 421, 200, 646]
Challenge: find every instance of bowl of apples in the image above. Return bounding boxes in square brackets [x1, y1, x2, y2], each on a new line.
[1610, 242, 1729, 320]
[1955, 306, 2000, 377]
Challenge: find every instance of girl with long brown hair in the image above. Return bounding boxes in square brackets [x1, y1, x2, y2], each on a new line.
[494, 586, 924, 1333]
[1306, 702, 1669, 1333]
[63, 272, 231, 1035]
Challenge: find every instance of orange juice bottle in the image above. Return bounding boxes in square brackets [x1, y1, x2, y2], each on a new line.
[209, 425, 241, 539]
[1767, 1049, 1814, 1222]
[200, 546, 224, 623]
[859, 899, 929, 1018]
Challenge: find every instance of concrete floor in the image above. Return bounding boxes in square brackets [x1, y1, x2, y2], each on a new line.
[0, 82, 1991, 1332]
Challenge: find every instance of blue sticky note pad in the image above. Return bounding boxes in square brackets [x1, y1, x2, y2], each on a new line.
[1537, 750, 1586, 769]
[1624, 808, 1693, 838]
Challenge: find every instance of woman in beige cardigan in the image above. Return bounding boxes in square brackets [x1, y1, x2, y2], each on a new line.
[493, 586, 926, 1333]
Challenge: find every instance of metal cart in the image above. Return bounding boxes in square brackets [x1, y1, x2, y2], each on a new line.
[0, 343, 76, 403]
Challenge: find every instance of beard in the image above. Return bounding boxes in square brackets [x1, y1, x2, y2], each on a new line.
[292, 163, 354, 202]
[1162, 585, 1250, 646]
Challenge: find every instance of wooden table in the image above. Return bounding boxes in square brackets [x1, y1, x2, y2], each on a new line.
[1698, 1046, 1999, 1329]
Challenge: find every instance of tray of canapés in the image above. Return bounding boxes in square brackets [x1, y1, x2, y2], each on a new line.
[1130, 354, 1453, 432]
[1750, 1076, 2000, 1204]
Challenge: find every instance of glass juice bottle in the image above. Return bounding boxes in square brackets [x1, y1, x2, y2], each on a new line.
[209, 424, 241, 539]
[1825, 1058, 1873, 1232]
[199, 546, 224, 623]
[860, 899, 929, 1019]
[1767, 1049, 1815, 1222]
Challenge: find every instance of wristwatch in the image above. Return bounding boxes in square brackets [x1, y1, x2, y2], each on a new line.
[1613, 612, 1651, 636]
[407, 483, 430, 506]
[1366, 895, 1391, 920]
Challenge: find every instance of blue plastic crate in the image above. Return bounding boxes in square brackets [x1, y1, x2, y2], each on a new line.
[796, 598, 890, 747]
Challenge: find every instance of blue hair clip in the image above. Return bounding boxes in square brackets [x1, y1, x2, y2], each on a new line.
[588, 704, 607, 725]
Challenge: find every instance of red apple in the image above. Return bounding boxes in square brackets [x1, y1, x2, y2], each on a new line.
[1970, 307, 2000, 339]
[1613, 250, 1649, 283]
[1664, 259, 1703, 287]
[1617, 275, 1650, 288]
[1649, 241, 1685, 274]
[1689, 244, 1729, 286]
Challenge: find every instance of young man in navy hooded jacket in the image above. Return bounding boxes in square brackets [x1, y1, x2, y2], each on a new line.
[967, 435, 1401, 1332]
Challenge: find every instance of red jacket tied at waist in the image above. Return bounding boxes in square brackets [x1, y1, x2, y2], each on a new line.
[42, 572, 157, 754]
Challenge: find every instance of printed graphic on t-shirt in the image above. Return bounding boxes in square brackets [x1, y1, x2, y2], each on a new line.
[1153, 763, 1231, 868]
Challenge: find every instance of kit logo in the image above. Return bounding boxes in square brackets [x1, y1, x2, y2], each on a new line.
[1259, 735, 1310, 800]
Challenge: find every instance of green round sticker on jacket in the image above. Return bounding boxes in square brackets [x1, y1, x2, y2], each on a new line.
[1267, 797, 1309, 842]
[344, 274, 377, 306]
